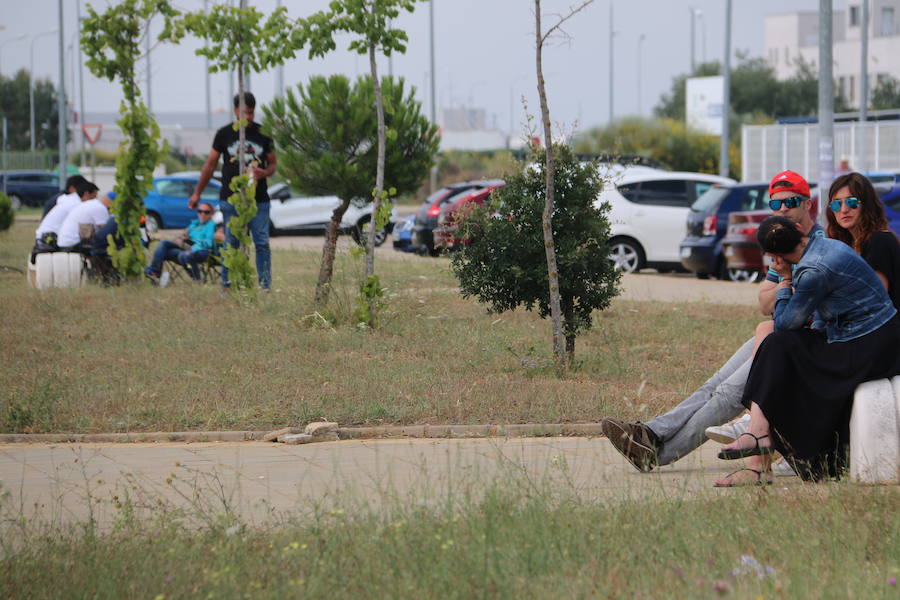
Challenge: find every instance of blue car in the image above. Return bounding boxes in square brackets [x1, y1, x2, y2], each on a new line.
[143, 176, 221, 232]
[679, 182, 771, 281]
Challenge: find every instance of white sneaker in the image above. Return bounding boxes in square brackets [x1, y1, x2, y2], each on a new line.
[705, 413, 751, 444]
[159, 271, 171, 288]
[771, 458, 797, 477]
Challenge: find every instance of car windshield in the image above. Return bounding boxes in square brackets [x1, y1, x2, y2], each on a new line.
[691, 186, 730, 212]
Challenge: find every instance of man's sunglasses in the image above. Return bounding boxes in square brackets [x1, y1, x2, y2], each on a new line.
[768, 196, 805, 210]
[197, 209, 212, 214]
[828, 197, 862, 212]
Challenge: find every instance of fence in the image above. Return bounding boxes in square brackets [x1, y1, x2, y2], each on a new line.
[742, 121, 900, 182]
[0, 151, 57, 172]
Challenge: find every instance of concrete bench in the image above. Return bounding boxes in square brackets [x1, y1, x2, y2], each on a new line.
[26, 252, 84, 290]
[850, 377, 900, 484]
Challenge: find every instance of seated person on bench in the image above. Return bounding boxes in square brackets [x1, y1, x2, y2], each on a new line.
[56, 190, 112, 251]
[31, 180, 98, 259]
[144, 202, 217, 282]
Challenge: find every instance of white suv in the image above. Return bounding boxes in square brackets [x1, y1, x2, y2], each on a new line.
[595, 167, 735, 273]
[268, 183, 396, 246]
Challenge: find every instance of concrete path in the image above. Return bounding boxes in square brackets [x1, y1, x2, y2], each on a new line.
[0, 438, 791, 528]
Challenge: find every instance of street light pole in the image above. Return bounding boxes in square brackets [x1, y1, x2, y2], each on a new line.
[429, 0, 437, 193]
[76, 0, 86, 167]
[57, 0, 67, 188]
[608, 1, 614, 124]
[719, 0, 732, 177]
[818, 0, 835, 224]
[689, 7, 695, 72]
[637, 33, 646, 116]
[205, 0, 212, 128]
[30, 29, 59, 153]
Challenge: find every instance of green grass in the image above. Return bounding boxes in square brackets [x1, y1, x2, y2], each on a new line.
[0, 221, 759, 433]
[1, 470, 897, 599]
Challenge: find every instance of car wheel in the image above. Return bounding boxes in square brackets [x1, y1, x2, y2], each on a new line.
[351, 218, 388, 247]
[609, 238, 644, 274]
[8, 195, 22, 211]
[145, 212, 162, 233]
[727, 268, 762, 283]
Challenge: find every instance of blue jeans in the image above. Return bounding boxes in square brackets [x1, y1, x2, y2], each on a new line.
[220, 200, 271, 289]
[147, 240, 208, 281]
[644, 336, 754, 465]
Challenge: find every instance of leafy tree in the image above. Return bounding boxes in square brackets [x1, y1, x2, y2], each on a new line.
[573, 117, 742, 179]
[82, 0, 179, 280]
[297, 0, 426, 325]
[871, 75, 900, 110]
[0, 70, 60, 151]
[263, 74, 439, 308]
[174, 1, 299, 295]
[451, 144, 620, 363]
[0, 192, 13, 232]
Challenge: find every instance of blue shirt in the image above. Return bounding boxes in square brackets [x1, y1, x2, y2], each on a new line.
[186, 219, 216, 253]
[773, 235, 897, 342]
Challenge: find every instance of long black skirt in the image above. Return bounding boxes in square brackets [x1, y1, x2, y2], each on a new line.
[742, 316, 900, 480]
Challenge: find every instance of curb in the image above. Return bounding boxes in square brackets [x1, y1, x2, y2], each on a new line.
[0, 423, 604, 444]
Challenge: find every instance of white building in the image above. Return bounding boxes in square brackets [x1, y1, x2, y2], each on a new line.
[765, 2, 900, 108]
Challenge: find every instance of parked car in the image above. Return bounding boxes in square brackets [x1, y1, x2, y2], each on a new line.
[596, 168, 736, 273]
[721, 191, 820, 283]
[143, 176, 222, 232]
[679, 182, 772, 280]
[432, 182, 507, 251]
[412, 180, 503, 255]
[0, 170, 61, 209]
[268, 183, 396, 247]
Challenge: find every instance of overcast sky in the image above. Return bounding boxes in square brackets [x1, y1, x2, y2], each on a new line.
[1, 0, 845, 135]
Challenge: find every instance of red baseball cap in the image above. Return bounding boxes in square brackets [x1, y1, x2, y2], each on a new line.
[769, 170, 810, 198]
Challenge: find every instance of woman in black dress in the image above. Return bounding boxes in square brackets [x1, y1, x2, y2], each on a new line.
[715, 215, 900, 485]
[827, 171, 900, 310]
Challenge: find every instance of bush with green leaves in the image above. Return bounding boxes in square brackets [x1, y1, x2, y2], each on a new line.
[0, 193, 13, 233]
[451, 144, 621, 361]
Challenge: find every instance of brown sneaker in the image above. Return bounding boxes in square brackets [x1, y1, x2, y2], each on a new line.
[601, 418, 659, 472]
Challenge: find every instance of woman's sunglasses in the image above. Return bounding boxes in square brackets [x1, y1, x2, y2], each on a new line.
[768, 196, 805, 210]
[828, 197, 862, 212]
[197, 209, 213, 214]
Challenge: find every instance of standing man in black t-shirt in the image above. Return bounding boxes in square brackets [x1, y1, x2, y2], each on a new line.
[190, 92, 277, 290]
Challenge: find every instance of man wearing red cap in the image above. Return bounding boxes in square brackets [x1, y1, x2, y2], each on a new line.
[601, 170, 824, 473]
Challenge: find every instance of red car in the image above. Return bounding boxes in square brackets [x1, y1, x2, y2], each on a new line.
[721, 197, 818, 282]
[432, 182, 506, 251]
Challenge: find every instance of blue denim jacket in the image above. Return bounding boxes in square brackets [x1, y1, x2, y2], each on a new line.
[774, 235, 896, 342]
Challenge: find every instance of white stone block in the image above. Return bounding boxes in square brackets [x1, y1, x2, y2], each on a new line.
[849, 379, 900, 484]
[304, 421, 339, 436]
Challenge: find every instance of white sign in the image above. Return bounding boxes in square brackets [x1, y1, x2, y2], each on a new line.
[686, 76, 724, 136]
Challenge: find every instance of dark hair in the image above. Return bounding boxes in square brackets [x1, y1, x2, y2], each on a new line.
[826, 171, 889, 252]
[76, 180, 99, 198]
[233, 92, 256, 109]
[65, 174, 87, 191]
[757, 215, 803, 254]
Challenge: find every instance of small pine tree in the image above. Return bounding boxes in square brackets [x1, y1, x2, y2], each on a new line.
[451, 144, 621, 362]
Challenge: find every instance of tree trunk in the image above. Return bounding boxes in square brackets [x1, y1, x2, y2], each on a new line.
[562, 294, 576, 363]
[534, 0, 566, 375]
[315, 198, 352, 307]
[367, 38, 385, 278]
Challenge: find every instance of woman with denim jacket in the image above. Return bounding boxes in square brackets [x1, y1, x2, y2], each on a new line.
[715, 215, 900, 485]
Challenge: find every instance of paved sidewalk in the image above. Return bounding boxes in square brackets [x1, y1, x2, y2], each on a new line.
[0, 437, 778, 528]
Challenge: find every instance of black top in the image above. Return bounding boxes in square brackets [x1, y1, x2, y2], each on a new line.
[861, 230, 900, 311]
[212, 121, 273, 203]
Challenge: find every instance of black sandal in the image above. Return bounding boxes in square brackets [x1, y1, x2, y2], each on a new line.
[713, 468, 773, 487]
[717, 432, 775, 460]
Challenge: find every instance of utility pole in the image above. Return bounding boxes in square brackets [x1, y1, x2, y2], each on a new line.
[719, 0, 732, 177]
[690, 7, 695, 72]
[818, 0, 834, 224]
[859, 0, 869, 170]
[608, 1, 614, 124]
[76, 0, 86, 167]
[429, 0, 437, 193]
[205, 0, 212, 128]
[637, 33, 645, 116]
[57, 0, 66, 188]
[275, 0, 284, 97]
[146, 20, 152, 114]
